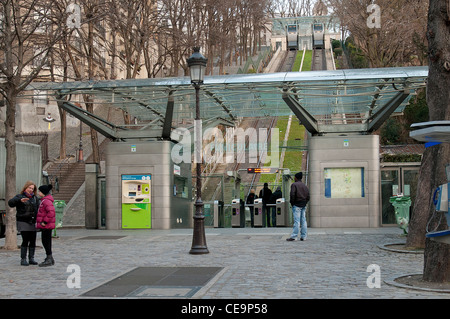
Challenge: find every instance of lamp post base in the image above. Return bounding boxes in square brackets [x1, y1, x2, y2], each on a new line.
[78, 148, 84, 163]
[189, 202, 209, 255]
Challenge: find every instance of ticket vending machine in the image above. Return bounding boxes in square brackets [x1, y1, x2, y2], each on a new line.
[121, 175, 151, 229]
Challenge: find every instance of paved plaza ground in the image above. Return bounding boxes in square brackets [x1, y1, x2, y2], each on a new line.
[1, 226, 448, 303]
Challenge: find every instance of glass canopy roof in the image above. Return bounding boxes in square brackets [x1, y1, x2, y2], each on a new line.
[26, 66, 428, 138]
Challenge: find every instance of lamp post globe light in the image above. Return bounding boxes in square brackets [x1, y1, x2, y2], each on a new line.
[187, 47, 209, 254]
[187, 47, 207, 85]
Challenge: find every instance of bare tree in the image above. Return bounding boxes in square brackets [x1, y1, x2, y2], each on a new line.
[408, 0, 449, 282]
[204, 0, 236, 75]
[237, 0, 253, 61]
[327, 0, 428, 67]
[48, 0, 78, 160]
[138, 1, 171, 78]
[268, 0, 314, 17]
[158, 0, 196, 76]
[0, 0, 66, 250]
[60, 0, 110, 163]
[154, 0, 270, 78]
[109, 0, 153, 79]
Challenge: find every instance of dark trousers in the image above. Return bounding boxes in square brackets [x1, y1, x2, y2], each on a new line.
[21, 231, 36, 248]
[264, 205, 272, 227]
[249, 207, 255, 227]
[271, 207, 277, 227]
[41, 229, 52, 255]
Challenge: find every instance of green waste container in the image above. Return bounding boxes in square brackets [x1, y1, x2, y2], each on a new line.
[389, 196, 411, 234]
[53, 200, 66, 237]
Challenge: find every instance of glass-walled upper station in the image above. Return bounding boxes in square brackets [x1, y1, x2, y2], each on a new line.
[270, 15, 341, 37]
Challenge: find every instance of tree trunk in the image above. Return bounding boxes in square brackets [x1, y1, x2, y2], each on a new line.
[86, 14, 100, 164]
[83, 94, 100, 163]
[406, 146, 441, 249]
[420, 0, 450, 282]
[4, 91, 18, 250]
[423, 220, 450, 282]
[1, 0, 65, 250]
[59, 108, 67, 159]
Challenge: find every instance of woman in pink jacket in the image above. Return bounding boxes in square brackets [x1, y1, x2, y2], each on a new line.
[37, 185, 56, 267]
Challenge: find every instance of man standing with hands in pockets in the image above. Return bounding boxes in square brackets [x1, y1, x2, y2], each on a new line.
[286, 172, 309, 241]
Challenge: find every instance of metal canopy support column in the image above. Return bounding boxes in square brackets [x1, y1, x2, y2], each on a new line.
[367, 82, 387, 119]
[282, 91, 320, 135]
[57, 97, 119, 140]
[56, 97, 162, 141]
[367, 89, 410, 133]
[162, 90, 174, 140]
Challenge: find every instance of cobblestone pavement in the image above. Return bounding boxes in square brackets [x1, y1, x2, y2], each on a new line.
[0, 227, 448, 300]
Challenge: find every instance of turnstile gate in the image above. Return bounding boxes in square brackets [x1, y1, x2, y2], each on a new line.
[231, 199, 245, 227]
[253, 198, 264, 227]
[275, 198, 288, 226]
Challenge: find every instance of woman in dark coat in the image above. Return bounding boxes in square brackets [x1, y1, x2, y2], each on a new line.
[8, 181, 39, 266]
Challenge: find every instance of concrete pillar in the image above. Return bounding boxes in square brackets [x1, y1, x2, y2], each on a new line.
[308, 135, 380, 228]
[85, 163, 98, 229]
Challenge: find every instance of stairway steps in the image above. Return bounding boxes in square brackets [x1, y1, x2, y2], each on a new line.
[45, 161, 86, 203]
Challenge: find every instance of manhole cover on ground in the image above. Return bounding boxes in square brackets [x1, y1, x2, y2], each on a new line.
[82, 267, 223, 298]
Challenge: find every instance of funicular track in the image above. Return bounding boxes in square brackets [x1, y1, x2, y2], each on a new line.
[277, 50, 297, 72]
[202, 45, 300, 204]
[200, 46, 298, 223]
[234, 117, 277, 198]
[312, 48, 326, 71]
[201, 117, 277, 202]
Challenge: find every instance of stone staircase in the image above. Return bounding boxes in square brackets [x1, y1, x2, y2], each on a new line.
[45, 161, 85, 204]
[44, 136, 110, 205]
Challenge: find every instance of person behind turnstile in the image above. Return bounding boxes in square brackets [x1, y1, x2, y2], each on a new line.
[231, 198, 245, 227]
[246, 189, 258, 227]
[269, 187, 282, 227]
[259, 183, 272, 227]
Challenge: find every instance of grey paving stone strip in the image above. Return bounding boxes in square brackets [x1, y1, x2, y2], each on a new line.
[1, 227, 449, 299]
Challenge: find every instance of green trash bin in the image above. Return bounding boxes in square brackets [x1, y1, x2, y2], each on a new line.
[53, 200, 66, 238]
[389, 196, 411, 234]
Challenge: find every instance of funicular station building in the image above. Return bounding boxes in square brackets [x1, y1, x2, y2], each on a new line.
[269, 15, 341, 51]
[27, 66, 428, 230]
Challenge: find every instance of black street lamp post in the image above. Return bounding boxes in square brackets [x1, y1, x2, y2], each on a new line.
[187, 47, 209, 254]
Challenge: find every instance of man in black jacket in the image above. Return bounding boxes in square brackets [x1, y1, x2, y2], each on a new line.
[287, 172, 309, 241]
[259, 183, 272, 227]
[246, 189, 258, 227]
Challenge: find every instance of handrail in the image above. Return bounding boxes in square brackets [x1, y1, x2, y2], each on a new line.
[44, 145, 80, 192]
